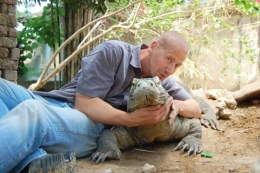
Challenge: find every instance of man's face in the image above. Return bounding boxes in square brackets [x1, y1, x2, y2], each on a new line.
[149, 42, 186, 80]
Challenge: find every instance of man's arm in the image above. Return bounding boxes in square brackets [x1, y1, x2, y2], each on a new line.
[173, 98, 201, 118]
[167, 97, 201, 124]
[75, 93, 173, 127]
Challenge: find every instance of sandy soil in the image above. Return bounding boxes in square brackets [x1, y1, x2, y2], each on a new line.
[76, 99, 260, 173]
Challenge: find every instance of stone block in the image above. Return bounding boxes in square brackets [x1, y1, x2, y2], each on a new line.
[10, 48, 19, 60]
[0, 36, 17, 48]
[0, 0, 18, 5]
[0, 59, 18, 70]
[0, 13, 16, 27]
[0, 69, 2, 77]
[0, 25, 8, 36]
[0, 3, 7, 13]
[0, 47, 8, 58]
[8, 4, 15, 14]
[8, 27, 18, 37]
[2, 69, 17, 80]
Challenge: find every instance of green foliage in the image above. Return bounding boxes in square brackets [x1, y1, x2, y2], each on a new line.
[235, 0, 260, 16]
[106, 0, 185, 41]
[20, 0, 119, 13]
[104, 0, 259, 88]
[17, 0, 260, 87]
[17, 0, 65, 76]
[108, 0, 130, 11]
[201, 150, 214, 158]
[27, 2, 65, 48]
[62, 0, 109, 13]
[17, 0, 124, 76]
[17, 27, 41, 76]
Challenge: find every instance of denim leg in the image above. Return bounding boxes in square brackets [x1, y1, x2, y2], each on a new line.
[0, 78, 74, 112]
[0, 99, 104, 173]
[0, 78, 37, 118]
[0, 98, 9, 117]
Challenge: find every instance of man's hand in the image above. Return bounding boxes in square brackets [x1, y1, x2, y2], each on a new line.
[168, 102, 179, 124]
[129, 97, 173, 126]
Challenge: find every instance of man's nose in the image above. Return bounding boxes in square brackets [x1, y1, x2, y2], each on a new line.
[165, 62, 176, 74]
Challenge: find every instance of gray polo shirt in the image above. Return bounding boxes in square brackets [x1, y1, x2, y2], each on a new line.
[34, 40, 191, 108]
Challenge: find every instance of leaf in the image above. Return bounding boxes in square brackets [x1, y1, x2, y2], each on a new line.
[58, 8, 65, 16]
[31, 42, 39, 49]
[27, 53, 33, 59]
[201, 151, 214, 158]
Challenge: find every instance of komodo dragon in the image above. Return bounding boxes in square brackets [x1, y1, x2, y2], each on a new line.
[92, 76, 203, 164]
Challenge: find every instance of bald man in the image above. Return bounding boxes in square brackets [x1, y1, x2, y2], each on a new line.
[0, 31, 200, 173]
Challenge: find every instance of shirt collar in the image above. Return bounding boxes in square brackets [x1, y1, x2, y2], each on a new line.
[130, 44, 148, 77]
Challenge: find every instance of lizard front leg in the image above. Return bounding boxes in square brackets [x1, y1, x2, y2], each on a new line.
[92, 126, 138, 164]
[173, 118, 203, 156]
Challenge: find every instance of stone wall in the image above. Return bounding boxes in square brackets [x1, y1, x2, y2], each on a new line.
[0, 0, 19, 82]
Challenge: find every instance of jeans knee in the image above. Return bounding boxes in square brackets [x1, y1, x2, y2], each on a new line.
[20, 99, 43, 109]
[15, 100, 45, 121]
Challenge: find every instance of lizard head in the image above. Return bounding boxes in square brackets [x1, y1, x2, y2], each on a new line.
[127, 76, 170, 112]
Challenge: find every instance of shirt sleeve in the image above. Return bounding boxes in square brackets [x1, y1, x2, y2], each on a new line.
[162, 76, 192, 100]
[77, 41, 123, 99]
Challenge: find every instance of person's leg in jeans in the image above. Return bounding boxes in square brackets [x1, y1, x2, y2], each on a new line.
[0, 78, 38, 117]
[0, 99, 104, 173]
[0, 77, 74, 114]
[0, 78, 104, 172]
[0, 98, 9, 116]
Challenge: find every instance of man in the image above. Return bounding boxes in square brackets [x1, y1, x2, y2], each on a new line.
[0, 31, 200, 173]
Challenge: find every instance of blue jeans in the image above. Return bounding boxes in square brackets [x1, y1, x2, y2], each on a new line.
[0, 78, 104, 173]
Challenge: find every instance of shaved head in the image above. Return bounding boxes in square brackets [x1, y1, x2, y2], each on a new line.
[140, 30, 188, 80]
[157, 31, 188, 57]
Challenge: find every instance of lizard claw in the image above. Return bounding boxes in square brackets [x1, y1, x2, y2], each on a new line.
[173, 138, 202, 156]
[180, 144, 189, 154]
[187, 147, 195, 156]
[173, 141, 184, 151]
[200, 113, 220, 131]
[92, 149, 121, 164]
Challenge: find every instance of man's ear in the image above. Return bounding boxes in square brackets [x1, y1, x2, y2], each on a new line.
[150, 41, 159, 50]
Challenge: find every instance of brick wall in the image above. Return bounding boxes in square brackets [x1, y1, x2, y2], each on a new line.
[0, 0, 19, 82]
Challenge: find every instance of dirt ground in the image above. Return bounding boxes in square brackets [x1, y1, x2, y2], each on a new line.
[76, 95, 260, 173]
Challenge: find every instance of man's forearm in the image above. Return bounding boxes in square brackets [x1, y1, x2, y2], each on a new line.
[74, 93, 172, 127]
[172, 98, 201, 119]
[75, 93, 132, 126]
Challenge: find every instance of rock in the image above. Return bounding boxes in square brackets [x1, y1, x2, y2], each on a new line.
[229, 167, 236, 172]
[218, 110, 232, 119]
[206, 90, 218, 100]
[233, 80, 260, 103]
[206, 89, 234, 100]
[217, 97, 237, 110]
[143, 163, 156, 173]
[225, 99, 237, 110]
[216, 100, 227, 110]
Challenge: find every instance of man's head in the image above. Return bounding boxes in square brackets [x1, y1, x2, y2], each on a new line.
[140, 31, 188, 80]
